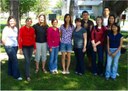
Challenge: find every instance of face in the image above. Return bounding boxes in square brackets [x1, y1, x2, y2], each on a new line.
[65, 15, 70, 22]
[109, 16, 115, 24]
[52, 20, 58, 27]
[82, 13, 89, 20]
[96, 18, 102, 25]
[39, 15, 44, 23]
[112, 25, 118, 33]
[9, 18, 16, 27]
[103, 8, 110, 17]
[26, 19, 32, 26]
[75, 21, 81, 27]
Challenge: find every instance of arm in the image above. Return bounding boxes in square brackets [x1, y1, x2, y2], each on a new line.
[91, 29, 97, 52]
[2, 27, 7, 45]
[47, 28, 52, 51]
[107, 36, 112, 56]
[18, 28, 23, 54]
[83, 32, 87, 52]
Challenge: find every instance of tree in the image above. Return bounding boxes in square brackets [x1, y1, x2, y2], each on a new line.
[103, 0, 128, 16]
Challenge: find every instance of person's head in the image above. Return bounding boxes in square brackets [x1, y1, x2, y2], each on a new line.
[64, 14, 73, 27]
[108, 14, 116, 25]
[82, 11, 89, 20]
[38, 13, 47, 26]
[7, 16, 16, 27]
[25, 17, 32, 27]
[51, 19, 58, 28]
[103, 7, 110, 17]
[75, 18, 82, 27]
[111, 23, 120, 33]
[96, 16, 103, 26]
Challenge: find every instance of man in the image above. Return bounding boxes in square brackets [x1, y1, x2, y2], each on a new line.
[103, 7, 110, 26]
[81, 11, 94, 70]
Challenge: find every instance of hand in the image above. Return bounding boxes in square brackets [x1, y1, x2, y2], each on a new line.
[50, 48, 52, 52]
[33, 49, 36, 55]
[19, 49, 22, 55]
[111, 53, 116, 58]
[108, 51, 112, 56]
[82, 48, 86, 52]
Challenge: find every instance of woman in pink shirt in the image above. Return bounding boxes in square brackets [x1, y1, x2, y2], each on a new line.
[47, 19, 60, 74]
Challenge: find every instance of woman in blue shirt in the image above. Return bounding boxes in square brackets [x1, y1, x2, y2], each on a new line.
[105, 23, 123, 80]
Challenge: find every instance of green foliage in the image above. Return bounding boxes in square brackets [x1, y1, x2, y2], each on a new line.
[54, 0, 63, 9]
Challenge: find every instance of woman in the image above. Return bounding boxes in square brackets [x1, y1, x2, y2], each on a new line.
[105, 23, 123, 80]
[47, 19, 60, 74]
[60, 14, 74, 74]
[2, 16, 22, 80]
[72, 18, 87, 75]
[91, 16, 106, 76]
[33, 14, 49, 73]
[18, 18, 36, 81]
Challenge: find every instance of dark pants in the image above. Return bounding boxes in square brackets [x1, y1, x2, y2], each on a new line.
[74, 48, 85, 74]
[92, 45, 104, 75]
[4, 46, 21, 79]
[22, 46, 33, 78]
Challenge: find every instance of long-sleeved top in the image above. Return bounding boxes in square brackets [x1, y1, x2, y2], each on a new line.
[18, 25, 36, 49]
[91, 26, 106, 46]
[47, 27, 60, 48]
[33, 23, 48, 43]
[2, 26, 18, 46]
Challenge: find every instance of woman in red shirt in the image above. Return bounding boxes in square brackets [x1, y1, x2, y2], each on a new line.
[47, 19, 60, 74]
[18, 18, 36, 81]
[91, 16, 106, 76]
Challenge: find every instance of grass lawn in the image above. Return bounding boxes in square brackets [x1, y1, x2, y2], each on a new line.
[1, 49, 128, 90]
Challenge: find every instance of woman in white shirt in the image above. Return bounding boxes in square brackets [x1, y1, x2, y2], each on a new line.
[2, 16, 22, 80]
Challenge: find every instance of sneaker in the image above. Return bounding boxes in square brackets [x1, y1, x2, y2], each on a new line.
[105, 77, 109, 80]
[27, 77, 31, 81]
[17, 77, 22, 80]
[93, 73, 97, 76]
[75, 71, 78, 74]
[35, 69, 39, 74]
[62, 71, 66, 74]
[116, 73, 120, 76]
[54, 70, 58, 74]
[66, 71, 70, 74]
[42, 69, 48, 73]
[79, 73, 83, 76]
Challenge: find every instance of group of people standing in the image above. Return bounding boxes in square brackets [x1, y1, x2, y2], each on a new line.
[2, 7, 123, 81]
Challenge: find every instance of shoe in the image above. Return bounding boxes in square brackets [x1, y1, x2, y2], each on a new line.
[27, 77, 31, 81]
[93, 73, 97, 76]
[42, 69, 47, 73]
[62, 71, 66, 74]
[105, 77, 109, 80]
[79, 73, 83, 76]
[35, 69, 39, 73]
[54, 70, 58, 74]
[66, 71, 70, 74]
[17, 77, 22, 80]
[116, 73, 120, 76]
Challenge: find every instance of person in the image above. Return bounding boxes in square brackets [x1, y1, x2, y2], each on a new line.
[105, 23, 123, 80]
[91, 16, 106, 76]
[81, 10, 94, 70]
[33, 14, 49, 73]
[47, 19, 60, 74]
[72, 18, 87, 76]
[60, 14, 74, 74]
[2, 16, 22, 80]
[18, 17, 36, 81]
[103, 7, 110, 26]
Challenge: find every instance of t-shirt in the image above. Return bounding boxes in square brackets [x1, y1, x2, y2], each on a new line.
[60, 24, 74, 44]
[33, 23, 48, 43]
[72, 27, 87, 48]
[2, 26, 18, 46]
[108, 32, 123, 48]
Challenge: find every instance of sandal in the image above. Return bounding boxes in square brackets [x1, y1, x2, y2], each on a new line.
[42, 68, 47, 73]
[35, 69, 39, 73]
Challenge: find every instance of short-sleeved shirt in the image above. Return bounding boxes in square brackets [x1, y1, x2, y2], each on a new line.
[108, 32, 123, 48]
[60, 24, 74, 44]
[72, 27, 87, 48]
[33, 23, 48, 43]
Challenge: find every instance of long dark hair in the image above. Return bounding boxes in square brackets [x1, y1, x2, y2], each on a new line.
[108, 14, 116, 26]
[64, 14, 73, 28]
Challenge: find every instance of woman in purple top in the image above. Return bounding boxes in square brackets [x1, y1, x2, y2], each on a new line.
[60, 14, 74, 74]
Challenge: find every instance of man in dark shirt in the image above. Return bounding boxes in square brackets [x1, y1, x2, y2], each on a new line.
[81, 11, 94, 70]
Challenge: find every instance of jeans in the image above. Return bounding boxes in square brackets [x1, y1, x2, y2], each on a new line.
[74, 48, 85, 74]
[92, 45, 104, 74]
[49, 47, 59, 72]
[105, 48, 121, 79]
[22, 46, 33, 77]
[4, 46, 21, 79]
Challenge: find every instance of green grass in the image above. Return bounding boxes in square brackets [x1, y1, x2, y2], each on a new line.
[1, 51, 128, 90]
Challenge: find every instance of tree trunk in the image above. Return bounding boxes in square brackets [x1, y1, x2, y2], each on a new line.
[69, 0, 74, 18]
[9, 0, 19, 29]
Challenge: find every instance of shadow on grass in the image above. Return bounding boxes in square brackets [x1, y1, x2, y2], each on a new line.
[1, 52, 128, 90]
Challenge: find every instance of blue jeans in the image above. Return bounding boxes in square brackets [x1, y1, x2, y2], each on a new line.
[49, 47, 59, 72]
[4, 46, 21, 79]
[105, 48, 121, 79]
[92, 45, 104, 74]
[60, 43, 72, 52]
[22, 46, 33, 77]
[74, 48, 85, 74]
